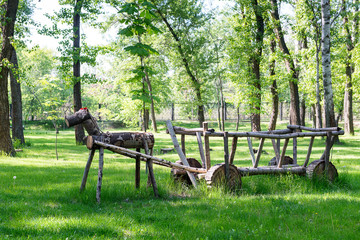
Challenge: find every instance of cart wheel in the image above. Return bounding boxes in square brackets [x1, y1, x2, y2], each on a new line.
[306, 160, 338, 182]
[171, 158, 202, 185]
[205, 164, 241, 191]
[268, 156, 294, 166]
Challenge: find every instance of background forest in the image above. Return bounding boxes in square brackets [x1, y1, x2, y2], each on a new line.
[1, 0, 360, 150]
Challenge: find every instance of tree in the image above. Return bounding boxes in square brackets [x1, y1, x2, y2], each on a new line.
[321, 0, 336, 128]
[270, 0, 301, 126]
[0, 0, 19, 155]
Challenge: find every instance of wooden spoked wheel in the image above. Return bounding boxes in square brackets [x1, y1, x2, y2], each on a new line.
[171, 158, 202, 185]
[306, 160, 338, 182]
[205, 164, 242, 191]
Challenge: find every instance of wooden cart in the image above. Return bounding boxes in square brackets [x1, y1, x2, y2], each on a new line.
[66, 109, 344, 202]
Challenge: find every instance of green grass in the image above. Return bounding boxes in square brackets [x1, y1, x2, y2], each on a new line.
[1, 121, 360, 239]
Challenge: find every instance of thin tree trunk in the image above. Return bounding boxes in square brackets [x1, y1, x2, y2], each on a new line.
[151, 2, 205, 126]
[73, 0, 85, 144]
[300, 98, 306, 126]
[270, 0, 301, 126]
[315, 42, 323, 129]
[321, 0, 336, 129]
[236, 106, 240, 131]
[0, 0, 18, 156]
[268, 39, 278, 131]
[10, 47, 25, 144]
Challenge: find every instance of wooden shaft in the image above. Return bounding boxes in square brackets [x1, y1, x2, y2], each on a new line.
[65, 108, 91, 127]
[135, 148, 141, 189]
[254, 138, 265, 168]
[87, 132, 155, 150]
[247, 137, 256, 166]
[239, 166, 306, 176]
[171, 128, 291, 136]
[181, 134, 186, 156]
[96, 147, 104, 203]
[277, 138, 289, 168]
[287, 124, 340, 132]
[80, 148, 95, 192]
[204, 130, 344, 139]
[166, 120, 198, 187]
[94, 140, 207, 173]
[303, 136, 315, 167]
[229, 137, 238, 165]
[203, 122, 211, 170]
[324, 132, 332, 175]
[293, 137, 297, 164]
[224, 132, 229, 181]
[320, 135, 335, 160]
[143, 138, 158, 197]
[196, 132, 206, 168]
[271, 139, 280, 162]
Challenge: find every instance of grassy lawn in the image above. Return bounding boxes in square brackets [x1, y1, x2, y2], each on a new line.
[1, 121, 360, 239]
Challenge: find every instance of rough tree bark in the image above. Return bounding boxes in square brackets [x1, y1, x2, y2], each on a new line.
[321, 0, 337, 128]
[268, 40, 278, 131]
[10, 47, 25, 144]
[270, 0, 301, 126]
[249, 0, 264, 132]
[342, 0, 357, 135]
[0, 0, 19, 155]
[151, 1, 205, 126]
[73, 0, 86, 144]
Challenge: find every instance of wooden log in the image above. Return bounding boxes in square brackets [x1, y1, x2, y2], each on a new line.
[94, 140, 207, 173]
[239, 166, 306, 176]
[166, 120, 198, 187]
[203, 122, 211, 170]
[143, 138, 158, 197]
[196, 132, 206, 168]
[278, 138, 290, 168]
[80, 148, 95, 192]
[303, 136, 315, 167]
[135, 148, 141, 189]
[181, 134, 186, 156]
[224, 132, 229, 181]
[247, 137, 256, 166]
[205, 129, 344, 139]
[320, 135, 335, 161]
[87, 132, 154, 150]
[324, 132, 332, 175]
[96, 147, 104, 203]
[287, 125, 341, 132]
[254, 138, 265, 168]
[293, 137, 297, 164]
[271, 139, 280, 161]
[65, 108, 91, 127]
[82, 118, 101, 136]
[229, 137, 238, 165]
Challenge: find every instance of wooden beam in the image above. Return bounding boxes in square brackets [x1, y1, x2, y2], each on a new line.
[181, 134, 186, 157]
[203, 122, 211, 170]
[247, 137, 256, 167]
[254, 138, 265, 168]
[229, 137, 238, 165]
[166, 120, 198, 187]
[96, 147, 104, 203]
[143, 138, 158, 197]
[80, 148, 95, 192]
[293, 137, 297, 164]
[303, 136, 315, 167]
[196, 132, 206, 168]
[277, 138, 289, 168]
[224, 132, 229, 181]
[271, 139, 280, 163]
[135, 148, 141, 189]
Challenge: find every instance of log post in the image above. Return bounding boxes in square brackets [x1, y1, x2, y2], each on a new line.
[324, 132, 332, 176]
[278, 138, 289, 168]
[166, 120, 198, 187]
[80, 148, 95, 192]
[229, 137, 238, 165]
[203, 122, 211, 170]
[181, 134, 186, 157]
[143, 138, 158, 197]
[247, 137, 256, 166]
[303, 136, 315, 167]
[96, 147, 104, 203]
[271, 139, 280, 163]
[254, 138, 265, 168]
[224, 132, 229, 181]
[196, 132, 206, 168]
[135, 148, 141, 189]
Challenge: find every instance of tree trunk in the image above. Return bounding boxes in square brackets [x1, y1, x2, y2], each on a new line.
[73, 0, 85, 144]
[10, 47, 24, 144]
[268, 39, 278, 131]
[321, 0, 336, 129]
[300, 98, 306, 126]
[270, 0, 301, 126]
[151, 2, 205, 127]
[0, 0, 19, 156]
[236, 106, 240, 131]
[315, 43, 323, 129]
